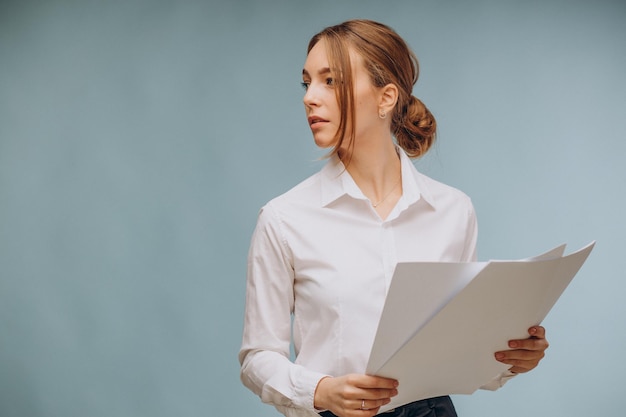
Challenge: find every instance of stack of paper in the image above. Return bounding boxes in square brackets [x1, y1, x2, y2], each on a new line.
[366, 242, 595, 412]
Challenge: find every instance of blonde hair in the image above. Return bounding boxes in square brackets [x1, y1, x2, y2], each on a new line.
[307, 19, 436, 158]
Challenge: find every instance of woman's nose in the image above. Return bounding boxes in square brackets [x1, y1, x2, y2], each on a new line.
[303, 84, 320, 108]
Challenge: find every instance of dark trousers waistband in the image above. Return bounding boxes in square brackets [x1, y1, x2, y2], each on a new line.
[319, 396, 457, 417]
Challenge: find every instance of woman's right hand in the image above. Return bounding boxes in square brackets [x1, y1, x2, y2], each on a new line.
[313, 374, 399, 417]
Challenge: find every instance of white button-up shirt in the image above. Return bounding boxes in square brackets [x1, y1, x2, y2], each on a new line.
[239, 149, 513, 417]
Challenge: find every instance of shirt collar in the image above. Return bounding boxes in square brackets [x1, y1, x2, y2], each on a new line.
[319, 147, 436, 209]
[319, 154, 362, 206]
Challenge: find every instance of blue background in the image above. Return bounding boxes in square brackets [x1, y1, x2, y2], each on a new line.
[1, 1, 624, 416]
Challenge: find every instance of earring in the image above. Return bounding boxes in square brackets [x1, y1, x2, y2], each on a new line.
[379, 110, 387, 119]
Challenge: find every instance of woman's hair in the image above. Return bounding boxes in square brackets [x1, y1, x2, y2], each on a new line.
[307, 19, 436, 158]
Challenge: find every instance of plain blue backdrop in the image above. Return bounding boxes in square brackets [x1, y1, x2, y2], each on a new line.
[1, 1, 624, 416]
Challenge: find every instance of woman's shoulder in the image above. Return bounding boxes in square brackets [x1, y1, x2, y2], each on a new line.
[412, 168, 474, 209]
[263, 170, 323, 211]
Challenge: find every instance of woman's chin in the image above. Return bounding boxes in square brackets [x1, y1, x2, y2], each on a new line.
[313, 137, 336, 149]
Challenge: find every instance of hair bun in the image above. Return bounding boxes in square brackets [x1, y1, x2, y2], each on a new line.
[394, 95, 437, 158]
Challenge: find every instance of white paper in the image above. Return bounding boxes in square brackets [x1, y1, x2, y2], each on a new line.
[366, 242, 594, 412]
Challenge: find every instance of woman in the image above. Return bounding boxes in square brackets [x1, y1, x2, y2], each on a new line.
[239, 19, 548, 417]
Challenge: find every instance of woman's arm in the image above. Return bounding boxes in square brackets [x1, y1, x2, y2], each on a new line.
[239, 204, 328, 411]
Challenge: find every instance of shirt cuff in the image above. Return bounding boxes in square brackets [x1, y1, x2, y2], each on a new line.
[480, 369, 518, 391]
[294, 371, 331, 410]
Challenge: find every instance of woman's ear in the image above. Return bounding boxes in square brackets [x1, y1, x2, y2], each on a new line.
[379, 83, 399, 116]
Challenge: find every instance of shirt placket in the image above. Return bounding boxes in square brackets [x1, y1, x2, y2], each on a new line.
[380, 220, 397, 293]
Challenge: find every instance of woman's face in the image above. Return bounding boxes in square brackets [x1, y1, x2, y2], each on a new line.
[302, 40, 382, 151]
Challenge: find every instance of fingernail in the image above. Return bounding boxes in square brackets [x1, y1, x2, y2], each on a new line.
[530, 327, 537, 335]
[509, 341, 518, 348]
[495, 353, 504, 360]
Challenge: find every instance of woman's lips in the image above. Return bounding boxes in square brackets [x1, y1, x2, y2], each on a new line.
[308, 116, 329, 130]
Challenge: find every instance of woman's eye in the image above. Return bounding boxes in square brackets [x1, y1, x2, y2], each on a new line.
[300, 82, 310, 91]
[326, 77, 334, 86]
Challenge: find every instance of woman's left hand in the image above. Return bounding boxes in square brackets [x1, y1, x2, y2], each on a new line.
[494, 326, 549, 374]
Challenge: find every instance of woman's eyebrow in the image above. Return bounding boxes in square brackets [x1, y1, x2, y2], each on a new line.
[302, 67, 332, 77]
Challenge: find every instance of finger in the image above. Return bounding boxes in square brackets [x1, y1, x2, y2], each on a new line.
[351, 374, 398, 390]
[502, 357, 541, 373]
[508, 365, 528, 374]
[505, 326, 549, 351]
[496, 348, 545, 362]
[355, 387, 398, 403]
[529, 326, 546, 339]
[339, 375, 398, 402]
[367, 387, 397, 398]
[358, 398, 391, 411]
[507, 336, 549, 351]
[495, 348, 545, 374]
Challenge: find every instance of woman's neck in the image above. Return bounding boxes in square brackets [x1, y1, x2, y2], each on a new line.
[340, 136, 399, 182]
[339, 137, 402, 219]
